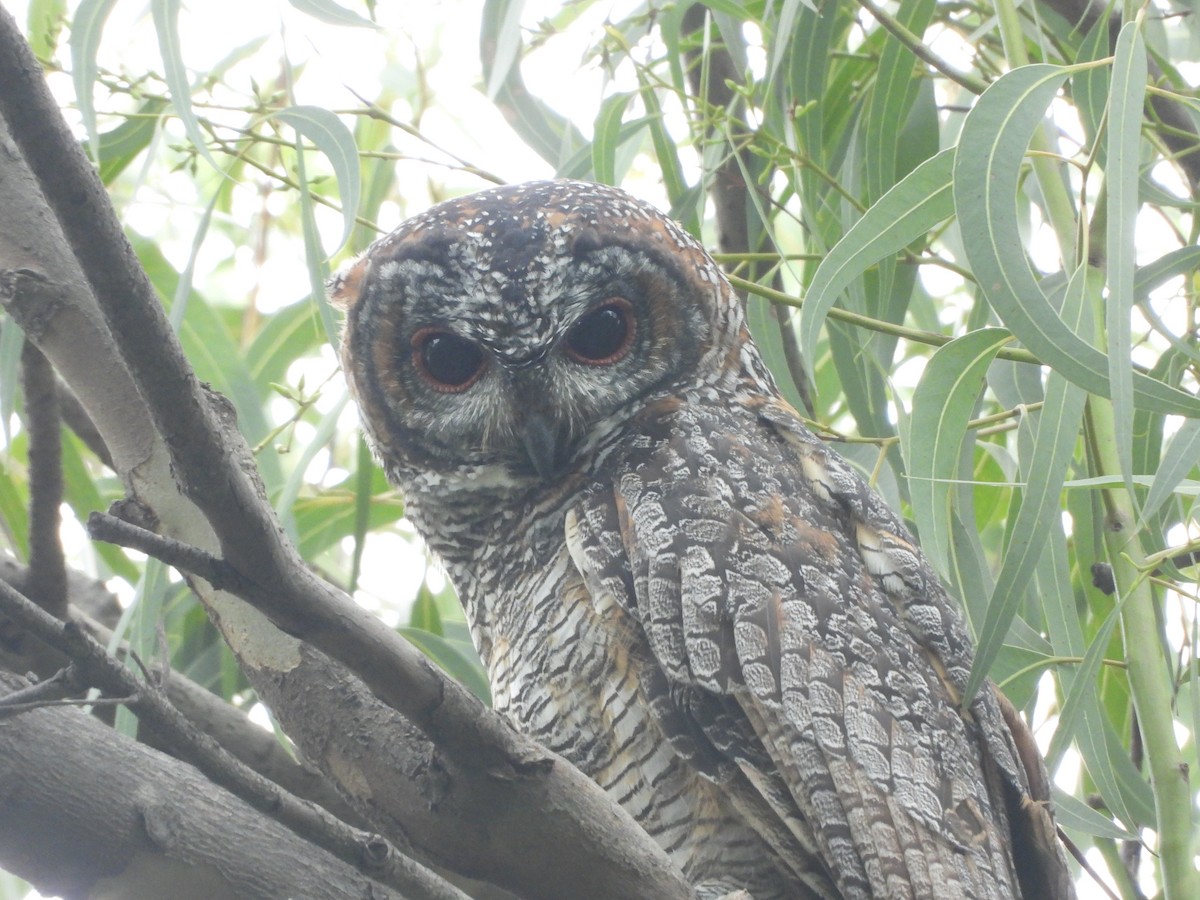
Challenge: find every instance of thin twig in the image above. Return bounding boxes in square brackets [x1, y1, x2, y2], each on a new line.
[853, 0, 990, 95]
[727, 273, 1043, 364]
[86, 511, 245, 592]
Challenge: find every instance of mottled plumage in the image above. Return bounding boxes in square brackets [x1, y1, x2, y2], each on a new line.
[332, 180, 1072, 899]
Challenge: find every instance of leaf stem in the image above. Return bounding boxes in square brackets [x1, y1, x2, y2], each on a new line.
[729, 274, 1039, 364]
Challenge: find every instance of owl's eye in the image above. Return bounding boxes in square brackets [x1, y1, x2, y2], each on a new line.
[412, 329, 486, 392]
[566, 299, 635, 365]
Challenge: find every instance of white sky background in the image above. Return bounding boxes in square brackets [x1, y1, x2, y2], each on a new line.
[2, 2, 1195, 898]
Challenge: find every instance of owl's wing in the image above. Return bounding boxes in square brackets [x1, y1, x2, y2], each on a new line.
[565, 396, 1071, 900]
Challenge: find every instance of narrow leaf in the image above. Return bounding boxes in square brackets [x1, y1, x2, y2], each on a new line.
[292, 132, 340, 346]
[69, 0, 117, 161]
[246, 302, 324, 391]
[151, 0, 220, 172]
[96, 98, 168, 184]
[637, 72, 693, 231]
[767, 0, 809, 84]
[0, 319, 24, 444]
[1134, 245, 1200, 299]
[1052, 787, 1137, 841]
[800, 148, 954, 384]
[954, 64, 1200, 417]
[1106, 22, 1147, 497]
[964, 266, 1093, 701]
[400, 628, 490, 702]
[483, 0, 524, 101]
[276, 106, 362, 254]
[26, 0, 68, 60]
[480, 0, 584, 168]
[276, 393, 350, 523]
[902, 328, 1012, 577]
[349, 436, 373, 594]
[287, 0, 379, 28]
[591, 92, 632, 185]
[1143, 419, 1200, 521]
[863, 0, 935, 203]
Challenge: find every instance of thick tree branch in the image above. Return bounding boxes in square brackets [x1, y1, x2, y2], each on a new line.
[0, 575, 465, 900]
[0, 556, 367, 835]
[55, 376, 115, 471]
[0, 668, 413, 900]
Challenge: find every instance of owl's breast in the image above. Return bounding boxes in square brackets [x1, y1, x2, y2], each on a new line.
[476, 542, 792, 898]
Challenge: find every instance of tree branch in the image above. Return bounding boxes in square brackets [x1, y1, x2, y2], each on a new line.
[18, 339, 68, 619]
[0, 575, 466, 900]
[0, 668, 414, 900]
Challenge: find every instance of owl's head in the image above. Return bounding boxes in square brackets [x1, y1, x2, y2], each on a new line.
[333, 180, 758, 489]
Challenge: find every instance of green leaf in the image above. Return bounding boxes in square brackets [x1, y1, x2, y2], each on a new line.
[276, 393, 350, 525]
[26, 0, 68, 59]
[637, 73, 694, 233]
[96, 98, 168, 184]
[1046, 587, 1153, 829]
[902, 328, 1012, 577]
[409, 586, 444, 636]
[480, 0, 584, 169]
[1143, 419, 1200, 522]
[60, 433, 139, 582]
[0, 453, 30, 560]
[151, 0, 220, 173]
[69, 0, 117, 161]
[1052, 788, 1137, 840]
[766, 0, 810, 85]
[245, 302, 324, 392]
[275, 106, 362, 254]
[349, 436, 373, 593]
[863, 0, 935, 203]
[291, 128, 340, 347]
[286, 0, 379, 28]
[167, 188, 221, 332]
[591, 92, 632, 185]
[1072, 14, 1112, 156]
[483, 0, 524, 101]
[1106, 22, 1147, 497]
[801, 148, 954, 387]
[964, 266, 1093, 702]
[293, 486, 405, 560]
[400, 627, 490, 703]
[954, 63, 1200, 418]
[0, 319, 24, 445]
[1134, 246, 1200, 300]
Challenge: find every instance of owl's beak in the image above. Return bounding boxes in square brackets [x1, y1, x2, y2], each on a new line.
[520, 411, 567, 479]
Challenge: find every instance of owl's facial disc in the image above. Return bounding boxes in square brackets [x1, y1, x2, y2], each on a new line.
[352, 249, 703, 482]
[337, 180, 742, 488]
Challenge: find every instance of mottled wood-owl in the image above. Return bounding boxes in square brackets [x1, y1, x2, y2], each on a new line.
[332, 180, 1073, 899]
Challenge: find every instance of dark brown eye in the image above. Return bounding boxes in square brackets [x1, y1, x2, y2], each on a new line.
[566, 299, 635, 365]
[412, 329, 485, 392]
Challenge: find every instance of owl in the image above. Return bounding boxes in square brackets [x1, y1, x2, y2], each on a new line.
[332, 180, 1073, 899]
